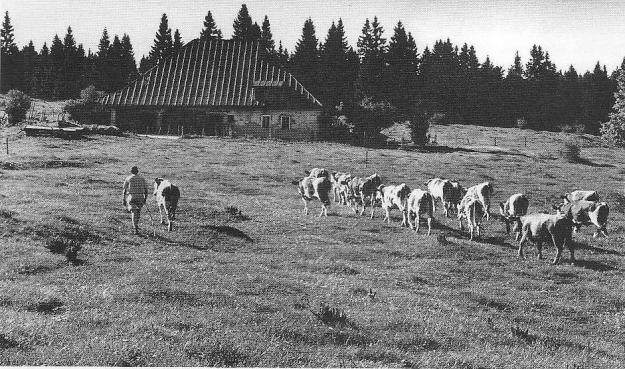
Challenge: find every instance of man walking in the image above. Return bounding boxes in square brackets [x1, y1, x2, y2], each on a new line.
[122, 166, 149, 234]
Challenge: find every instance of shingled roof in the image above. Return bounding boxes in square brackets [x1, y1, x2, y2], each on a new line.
[99, 38, 322, 108]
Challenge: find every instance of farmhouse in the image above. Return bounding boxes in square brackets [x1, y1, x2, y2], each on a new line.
[98, 39, 323, 140]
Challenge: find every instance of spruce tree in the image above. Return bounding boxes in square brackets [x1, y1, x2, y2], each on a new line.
[601, 69, 625, 145]
[108, 35, 124, 91]
[232, 4, 256, 42]
[260, 16, 275, 53]
[357, 16, 387, 100]
[62, 26, 83, 98]
[172, 29, 183, 54]
[386, 21, 418, 110]
[319, 19, 355, 107]
[199, 11, 222, 40]
[22, 41, 38, 94]
[1, 11, 20, 92]
[291, 18, 319, 94]
[120, 34, 137, 82]
[149, 13, 173, 65]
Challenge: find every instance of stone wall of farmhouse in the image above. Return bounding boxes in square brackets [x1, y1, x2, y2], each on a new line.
[228, 109, 322, 141]
[112, 107, 322, 141]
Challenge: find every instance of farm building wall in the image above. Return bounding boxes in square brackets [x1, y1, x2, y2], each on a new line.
[111, 107, 322, 141]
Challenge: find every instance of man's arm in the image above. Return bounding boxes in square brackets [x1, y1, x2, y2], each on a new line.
[122, 180, 129, 206]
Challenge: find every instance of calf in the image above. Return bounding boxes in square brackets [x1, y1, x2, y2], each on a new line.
[556, 200, 609, 237]
[377, 183, 412, 226]
[153, 178, 181, 232]
[348, 174, 382, 218]
[499, 193, 530, 239]
[561, 190, 599, 204]
[460, 182, 494, 220]
[406, 189, 435, 235]
[517, 213, 574, 265]
[296, 175, 332, 217]
[458, 198, 485, 241]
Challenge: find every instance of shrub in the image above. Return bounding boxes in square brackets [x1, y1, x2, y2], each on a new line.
[64, 85, 108, 125]
[406, 112, 431, 147]
[4, 90, 31, 125]
[559, 141, 581, 163]
[601, 69, 625, 146]
[348, 97, 398, 146]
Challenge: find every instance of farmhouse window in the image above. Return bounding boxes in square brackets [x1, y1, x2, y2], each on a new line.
[261, 115, 271, 128]
[280, 115, 291, 130]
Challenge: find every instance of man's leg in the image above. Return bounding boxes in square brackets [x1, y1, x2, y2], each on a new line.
[131, 209, 140, 233]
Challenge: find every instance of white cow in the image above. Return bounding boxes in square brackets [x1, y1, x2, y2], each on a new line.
[153, 178, 181, 232]
[517, 213, 574, 265]
[458, 198, 485, 241]
[406, 189, 435, 235]
[459, 182, 494, 220]
[348, 174, 382, 218]
[499, 193, 530, 239]
[426, 178, 465, 217]
[331, 172, 352, 205]
[556, 200, 609, 238]
[561, 190, 599, 204]
[376, 183, 412, 226]
[296, 175, 332, 217]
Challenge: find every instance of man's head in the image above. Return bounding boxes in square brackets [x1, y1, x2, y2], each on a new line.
[131, 166, 139, 174]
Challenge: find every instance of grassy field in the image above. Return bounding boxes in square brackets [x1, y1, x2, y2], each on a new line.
[1, 124, 625, 367]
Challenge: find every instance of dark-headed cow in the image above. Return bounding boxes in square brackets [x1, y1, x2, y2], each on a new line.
[555, 200, 609, 238]
[406, 189, 435, 235]
[460, 182, 494, 220]
[426, 178, 465, 217]
[517, 213, 574, 265]
[348, 174, 382, 218]
[499, 193, 530, 239]
[561, 190, 599, 204]
[458, 197, 485, 241]
[153, 178, 181, 232]
[331, 172, 352, 205]
[295, 175, 332, 217]
[377, 183, 412, 227]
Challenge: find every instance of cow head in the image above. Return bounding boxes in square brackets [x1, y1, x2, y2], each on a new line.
[499, 202, 507, 217]
[560, 193, 571, 204]
[552, 203, 565, 215]
[153, 177, 164, 196]
[375, 184, 386, 201]
[397, 183, 411, 200]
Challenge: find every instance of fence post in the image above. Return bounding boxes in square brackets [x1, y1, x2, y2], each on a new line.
[5, 137, 8, 155]
[365, 150, 368, 168]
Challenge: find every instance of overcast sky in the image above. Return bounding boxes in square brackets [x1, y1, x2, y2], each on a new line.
[3, 0, 625, 73]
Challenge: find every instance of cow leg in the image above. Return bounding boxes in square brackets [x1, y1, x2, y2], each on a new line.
[318, 203, 327, 217]
[159, 203, 166, 225]
[567, 237, 575, 262]
[469, 224, 474, 241]
[518, 231, 528, 258]
[505, 219, 510, 235]
[400, 208, 408, 227]
[415, 213, 421, 233]
[426, 217, 432, 236]
[459, 217, 464, 231]
[369, 197, 376, 219]
[302, 198, 309, 215]
[536, 241, 544, 260]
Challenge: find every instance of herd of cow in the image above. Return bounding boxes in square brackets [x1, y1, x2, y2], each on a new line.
[295, 168, 610, 265]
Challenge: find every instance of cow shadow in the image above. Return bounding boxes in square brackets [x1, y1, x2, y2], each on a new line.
[575, 242, 623, 256]
[573, 158, 615, 168]
[411, 145, 531, 158]
[572, 260, 617, 272]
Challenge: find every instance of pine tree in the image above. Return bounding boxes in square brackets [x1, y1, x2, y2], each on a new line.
[232, 4, 257, 42]
[108, 35, 124, 91]
[503, 51, 527, 126]
[98, 28, 110, 58]
[290, 18, 319, 94]
[276, 41, 289, 66]
[148, 13, 173, 65]
[34, 42, 53, 98]
[199, 11, 222, 40]
[22, 41, 38, 94]
[172, 29, 183, 54]
[601, 69, 625, 145]
[61, 26, 83, 98]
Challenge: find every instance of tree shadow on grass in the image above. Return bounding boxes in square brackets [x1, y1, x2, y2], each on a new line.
[572, 157, 615, 168]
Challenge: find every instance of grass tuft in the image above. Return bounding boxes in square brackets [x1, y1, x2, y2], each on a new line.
[510, 325, 537, 344]
[224, 205, 251, 221]
[311, 302, 352, 328]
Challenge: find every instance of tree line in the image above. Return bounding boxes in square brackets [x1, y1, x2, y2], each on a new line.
[1, 5, 624, 135]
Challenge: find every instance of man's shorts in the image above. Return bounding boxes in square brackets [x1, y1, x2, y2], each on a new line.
[126, 194, 145, 212]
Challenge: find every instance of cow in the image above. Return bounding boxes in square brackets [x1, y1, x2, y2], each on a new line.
[517, 213, 574, 265]
[459, 182, 494, 220]
[153, 178, 181, 232]
[406, 189, 435, 235]
[295, 175, 332, 217]
[376, 183, 412, 227]
[458, 198, 485, 241]
[348, 174, 382, 218]
[331, 172, 352, 205]
[555, 200, 609, 238]
[499, 193, 530, 239]
[426, 178, 465, 217]
[305, 167, 331, 180]
[561, 190, 599, 204]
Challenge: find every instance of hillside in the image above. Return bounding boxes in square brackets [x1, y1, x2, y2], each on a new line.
[0, 125, 624, 367]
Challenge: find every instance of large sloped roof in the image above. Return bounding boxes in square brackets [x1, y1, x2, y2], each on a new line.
[99, 38, 322, 108]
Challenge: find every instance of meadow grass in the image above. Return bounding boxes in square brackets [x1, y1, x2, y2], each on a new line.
[0, 126, 624, 367]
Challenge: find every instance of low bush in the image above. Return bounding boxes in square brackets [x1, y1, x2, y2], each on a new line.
[4, 90, 31, 125]
[558, 141, 582, 163]
[64, 85, 109, 125]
